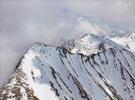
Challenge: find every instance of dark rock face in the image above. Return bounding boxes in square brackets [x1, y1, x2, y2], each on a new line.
[0, 42, 135, 100]
[0, 67, 39, 100]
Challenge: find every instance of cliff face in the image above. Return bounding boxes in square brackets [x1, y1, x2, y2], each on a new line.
[0, 34, 135, 100]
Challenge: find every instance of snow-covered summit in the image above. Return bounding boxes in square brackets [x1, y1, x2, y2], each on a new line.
[63, 33, 133, 56]
[0, 39, 135, 100]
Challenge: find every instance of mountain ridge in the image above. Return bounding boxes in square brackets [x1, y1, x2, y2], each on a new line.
[0, 33, 135, 100]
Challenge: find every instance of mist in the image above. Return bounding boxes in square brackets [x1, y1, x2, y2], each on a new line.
[0, 0, 135, 86]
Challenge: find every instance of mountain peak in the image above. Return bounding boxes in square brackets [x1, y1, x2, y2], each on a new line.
[1, 37, 135, 100]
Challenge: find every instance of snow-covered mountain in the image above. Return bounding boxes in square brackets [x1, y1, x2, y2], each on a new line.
[63, 33, 135, 55]
[0, 32, 135, 100]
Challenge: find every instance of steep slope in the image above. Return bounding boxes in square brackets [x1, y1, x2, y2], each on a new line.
[0, 42, 135, 100]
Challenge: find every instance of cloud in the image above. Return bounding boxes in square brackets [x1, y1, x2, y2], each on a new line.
[66, 0, 135, 22]
[0, 0, 135, 86]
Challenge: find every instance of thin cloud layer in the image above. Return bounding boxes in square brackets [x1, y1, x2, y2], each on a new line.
[66, 0, 135, 22]
[0, 0, 135, 86]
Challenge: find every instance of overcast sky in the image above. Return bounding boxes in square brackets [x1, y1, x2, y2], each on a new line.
[0, 0, 135, 86]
